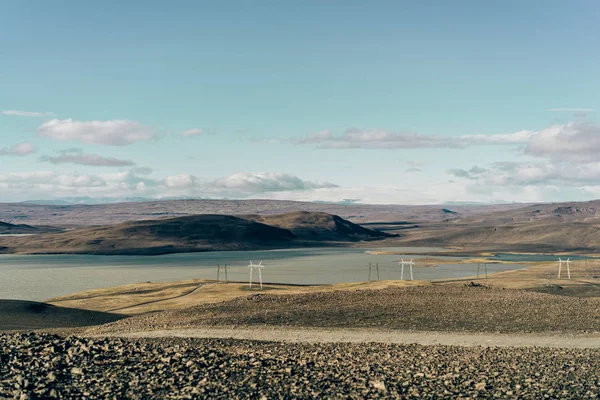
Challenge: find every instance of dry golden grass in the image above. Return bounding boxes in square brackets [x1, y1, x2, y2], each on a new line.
[47, 279, 427, 315]
[47, 258, 600, 316]
[440, 259, 600, 296]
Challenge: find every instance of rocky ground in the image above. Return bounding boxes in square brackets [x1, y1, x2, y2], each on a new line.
[89, 286, 600, 335]
[2, 332, 600, 399]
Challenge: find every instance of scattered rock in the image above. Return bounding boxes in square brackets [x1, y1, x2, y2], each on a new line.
[463, 281, 489, 288]
[2, 333, 600, 399]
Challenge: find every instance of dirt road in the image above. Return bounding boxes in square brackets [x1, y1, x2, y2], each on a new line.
[112, 327, 600, 349]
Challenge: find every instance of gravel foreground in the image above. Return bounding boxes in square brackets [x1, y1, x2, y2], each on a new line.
[2, 333, 600, 399]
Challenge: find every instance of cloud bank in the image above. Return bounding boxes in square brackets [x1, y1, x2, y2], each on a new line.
[40, 148, 135, 167]
[2, 110, 56, 118]
[0, 170, 338, 202]
[290, 128, 534, 149]
[37, 119, 153, 146]
[0, 142, 37, 157]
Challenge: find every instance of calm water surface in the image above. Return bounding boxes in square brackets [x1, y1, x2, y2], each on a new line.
[0, 247, 526, 301]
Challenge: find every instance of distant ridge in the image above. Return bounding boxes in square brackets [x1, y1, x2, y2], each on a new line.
[0, 221, 39, 234]
[398, 199, 600, 251]
[0, 199, 525, 227]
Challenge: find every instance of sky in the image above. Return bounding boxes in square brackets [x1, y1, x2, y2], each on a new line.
[1, 0, 600, 205]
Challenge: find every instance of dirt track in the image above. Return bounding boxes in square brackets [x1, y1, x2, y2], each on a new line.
[113, 327, 600, 349]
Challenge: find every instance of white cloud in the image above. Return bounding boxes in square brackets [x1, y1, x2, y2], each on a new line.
[0, 142, 37, 157]
[39, 148, 135, 167]
[290, 123, 600, 167]
[0, 171, 106, 193]
[524, 123, 600, 162]
[291, 129, 460, 149]
[448, 160, 600, 187]
[180, 128, 206, 137]
[457, 130, 535, 145]
[0, 170, 150, 201]
[212, 172, 338, 193]
[160, 172, 338, 197]
[248, 181, 553, 205]
[290, 128, 534, 149]
[547, 108, 595, 112]
[0, 171, 56, 184]
[0, 169, 344, 202]
[165, 174, 198, 189]
[37, 119, 153, 146]
[2, 110, 56, 117]
[0, 165, 593, 205]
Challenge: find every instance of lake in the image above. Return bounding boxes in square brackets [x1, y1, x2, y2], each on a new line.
[0, 247, 527, 301]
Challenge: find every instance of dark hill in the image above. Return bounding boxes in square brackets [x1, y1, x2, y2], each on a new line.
[0, 300, 124, 330]
[0, 212, 388, 255]
[0, 215, 295, 255]
[244, 211, 389, 241]
[441, 208, 458, 215]
[0, 221, 40, 234]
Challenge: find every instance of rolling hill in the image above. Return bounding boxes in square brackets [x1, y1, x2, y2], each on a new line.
[243, 211, 388, 241]
[394, 200, 600, 251]
[0, 212, 390, 255]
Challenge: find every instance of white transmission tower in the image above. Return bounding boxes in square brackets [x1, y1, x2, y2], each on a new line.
[399, 259, 415, 281]
[558, 258, 571, 280]
[248, 260, 264, 289]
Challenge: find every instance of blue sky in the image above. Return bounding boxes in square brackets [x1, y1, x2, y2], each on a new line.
[1, 1, 599, 204]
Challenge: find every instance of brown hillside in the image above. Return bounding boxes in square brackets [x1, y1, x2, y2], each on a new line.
[394, 200, 600, 251]
[0, 215, 296, 255]
[244, 211, 389, 241]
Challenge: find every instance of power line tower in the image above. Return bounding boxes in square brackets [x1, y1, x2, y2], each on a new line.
[248, 260, 264, 289]
[216, 264, 229, 283]
[477, 263, 488, 279]
[399, 259, 415, 281]
[558, 258, 571, 280]
[368, 263, 380, 281]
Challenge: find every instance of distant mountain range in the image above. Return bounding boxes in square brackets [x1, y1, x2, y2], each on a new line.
[5, 198, 600, 252]
[17, 196, 524, 207]
[0, 199, 523, 227]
